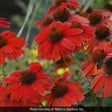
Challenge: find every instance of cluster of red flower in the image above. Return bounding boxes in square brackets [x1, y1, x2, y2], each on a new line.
[34, 0, 112, 105]
[0, 0, 112, 107]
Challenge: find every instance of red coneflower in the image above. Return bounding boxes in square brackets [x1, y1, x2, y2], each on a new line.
[35, 17, 53, 29]
[0, 30, 26, 64]
[71, 21, 94, 48]
[44, 75, 85, 107]
[88, 10, 112, 27]
[80, 42, 112, 80]
[2, 62, 54, 105]
[35, 21, 83, 62]
[91, 57, 112, 97]
[45, 0, 79, 16]
[0, 18, 10, 28]
[104, 4, 112, 12]
[52, 4, 89, 24]
[85, 24, 112, 53]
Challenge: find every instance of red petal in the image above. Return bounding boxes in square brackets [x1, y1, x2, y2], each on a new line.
[55, 21, 71, 31]
[45, 6, 56, 16]
[1, 46, 13, 53]
[101, 76, 112, 97]
[80, 61, 91, 69]
[32, 82, 45, 96]
[0, 52, 4, 64]
[90, 73, 104, 88]
[29, 62, 43, 73]
[61, 38, 75, 50]
[37, 73, 54, 79]
[65, 28, 83, 36]
[34, 31, 48, 42]
[81, 62, 95, 78]
[93, 75, 105, 93]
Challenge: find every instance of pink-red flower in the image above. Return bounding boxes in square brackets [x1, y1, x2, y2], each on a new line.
[44, 75, 85, 107]
[80, 42, 112, 80]
[88, 10, 112, 27]
[2, 62, 54, 105]
[70, 21, 94, 50]
[35, 17, 53, 29]
[91, 57, 112, 97]
[35, 21, 83, 62]
[0, 30, 26, 64]
[85, 24, 112, 53]
[45, 0, 79, 16]
[0, 18, 10, 28]
[51, 4, 89, 24]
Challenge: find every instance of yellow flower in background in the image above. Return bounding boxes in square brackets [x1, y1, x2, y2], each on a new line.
[41, 101, 47, 107]
[65, 67, 69, 72]
[30, 49, 38, 57]
[28, 59, 38, 64]
[84, 46, 88, 50]
[56, 68, 65, 75]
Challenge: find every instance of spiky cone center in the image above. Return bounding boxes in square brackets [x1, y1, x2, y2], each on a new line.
[0, 36, 7, 48]
[55, 0, 67, 6]
[71, 21, 83, 29]
[104, 4, 112, 12]
[19, 70, 36, 85]
[53, 7, 70, 22]
[88, 12, 102, 25]
[103, 57, 112, 76]
[48, 26, 64, 43]
[86, 6, 93, 14]
[91, 50, 106, 63]
[95, 25, 110, 40]
[42, 17, 53, 26]
[52, 80, 68, 98]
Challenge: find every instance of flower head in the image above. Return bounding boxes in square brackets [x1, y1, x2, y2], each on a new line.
[85, 24, 112, 53]
[80, 42, 112, 80]
[88, 10, 112, 27]
[2, 62, 54, 105]
[45, 0, 79, 16]
[91, 57, 112, 97]
[44, 75, 85, 107]
[35, 21, 83, 62]
[104, 4, 112, 12]
[35, 17, 53, 29]
[0, 30, 26, 64]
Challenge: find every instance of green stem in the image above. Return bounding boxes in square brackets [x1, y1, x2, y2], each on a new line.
[17, 0, 34, 37]
[26, 0, 42, 43]
[88, 81, 104, 112]
[69, 55, 81, 67]
[82, 48, 89, 60]
[14, 58, 24, 70]
[2, 63, 5, 77]
[62, 58, 81, 82]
